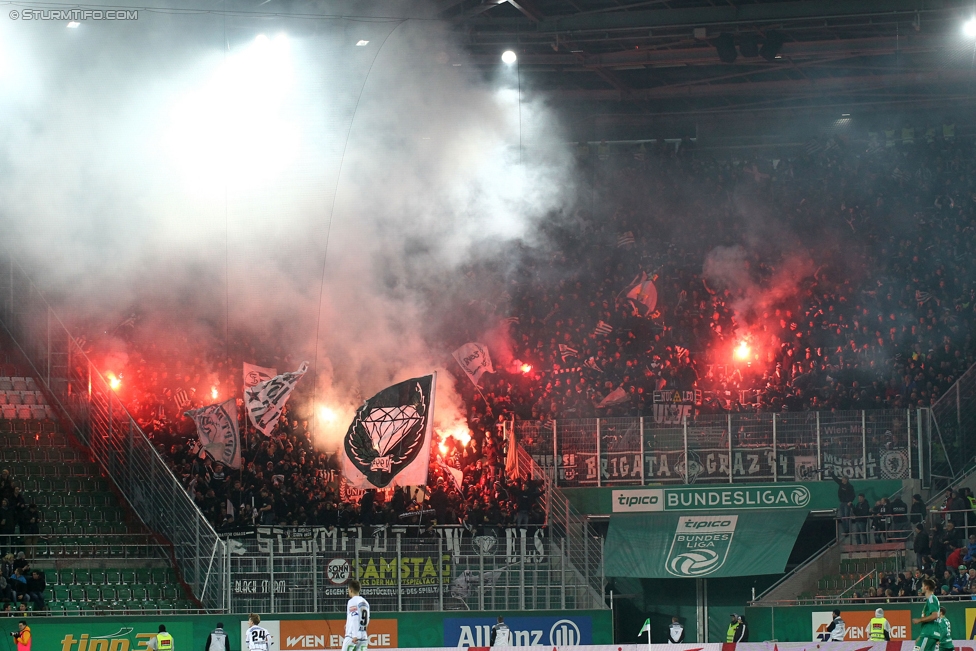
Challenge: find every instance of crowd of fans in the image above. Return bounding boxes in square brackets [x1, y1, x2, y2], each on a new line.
[76, 126, 976, 532]
[470, 129, 976, 422]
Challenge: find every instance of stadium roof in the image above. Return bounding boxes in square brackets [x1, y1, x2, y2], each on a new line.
[441, 0, 976, 138]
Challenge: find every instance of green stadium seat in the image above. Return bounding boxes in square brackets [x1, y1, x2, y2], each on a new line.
[64, 604, 80, 615]
[151, 568, 168, 584]
[104, 570, 120, 585]
[135, 569, 152, 585]
[115, 587, 132, 602]
[68, 586, 85, 602]
[101, 587, 117, 601]
[73, 569, 90, 584]
[144, 585, 161, 600]
[82, 585, 101, 601]
[161, 585, 178, 601]
[90, 570, 105, 585]
[53, 587, 70, 602]
[120, 570, 135, 585]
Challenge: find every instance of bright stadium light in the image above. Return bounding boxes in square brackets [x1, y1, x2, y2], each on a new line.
[501, 50, 517, 64]
[67, 21, 80, 28]
[165, 32, 298, 192]
[356, 40, 369, 46]
[964, 17, 976, 38]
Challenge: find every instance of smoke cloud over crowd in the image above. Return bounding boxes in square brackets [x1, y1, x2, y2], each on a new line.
[0, 4, 575, 448]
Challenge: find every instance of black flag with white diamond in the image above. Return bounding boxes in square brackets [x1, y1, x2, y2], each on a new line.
[342, 374, 436, 489]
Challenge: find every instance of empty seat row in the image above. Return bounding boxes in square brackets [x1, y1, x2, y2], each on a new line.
[30, 492, 115, 508]
[0, 420, 58, 434]
[48, 599, 199, 615]
[0, 432, 69, 448]
[16, 462, 100, 478]
[52, 584, 181, 602]
[0, 448, 82, 463]
[39, 506, 125, 524]
[0, 392, 46, 406]
[0, 378, 37, 392]
[55, 567, 177, 586]
[21, 477, 107, 493]
[0, 406, 54, 420]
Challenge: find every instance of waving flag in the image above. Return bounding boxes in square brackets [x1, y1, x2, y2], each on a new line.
[617, 231, 636, 248]
[245, 362, 308, 436]
[594, 321, 613, 336]
[243, 363, 277, 389]
[185, 398, 242, 469]
[622, 272, 658, 316]
[452, 343, 493, 387]
[558, 344, 579, 362]
[343, 374, 437, 489]
[598, 386, 630, 408]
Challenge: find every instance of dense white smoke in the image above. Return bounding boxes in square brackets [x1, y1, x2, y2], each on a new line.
[0, 5, 575, 448]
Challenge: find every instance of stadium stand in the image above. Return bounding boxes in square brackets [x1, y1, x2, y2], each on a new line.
[0, 363, 199, 613]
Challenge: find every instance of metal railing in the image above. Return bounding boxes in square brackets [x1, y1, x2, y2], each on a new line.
[929, 362, 976, 489]
[0, 251, 226, 611]
[223, 524, 605, 614]
[518, 410, 924, 487]
[512, 439, 605, 609]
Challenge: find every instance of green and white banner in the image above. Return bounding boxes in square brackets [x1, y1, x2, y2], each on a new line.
[611, 484, 811, 512]
[604, 509, 807, 578]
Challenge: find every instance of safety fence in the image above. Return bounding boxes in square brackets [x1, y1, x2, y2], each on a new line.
[929, 362, 976, 489]
[223, 524, 605, 613]
[0, 251, 227, 611]
[517, 410, 924, 488]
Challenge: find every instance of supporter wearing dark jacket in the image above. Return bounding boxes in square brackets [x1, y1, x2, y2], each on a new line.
[914, 524, 930, 569]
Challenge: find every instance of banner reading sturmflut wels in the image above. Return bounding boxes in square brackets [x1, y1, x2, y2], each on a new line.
[185, 398, 242, 469]
[245, 362, 309, 436]
[452, 343, 493, 386]
[243, 362, 277, 389]
[343, 374, 436, 489]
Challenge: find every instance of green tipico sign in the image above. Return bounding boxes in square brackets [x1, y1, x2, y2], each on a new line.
[605, 510, 808, 579]
[611, 484, 811, 512]
[566, 479, 903, 515]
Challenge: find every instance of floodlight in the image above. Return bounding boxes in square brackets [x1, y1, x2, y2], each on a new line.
[964, 18, 976, 38]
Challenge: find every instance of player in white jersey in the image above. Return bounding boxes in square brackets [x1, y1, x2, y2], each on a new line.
[343, 580, 370, 651]
[245, 614, 273, 651]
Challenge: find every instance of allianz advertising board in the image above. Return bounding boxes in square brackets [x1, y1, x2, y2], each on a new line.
[444, 616, 592, 648]
[611, 485, 811, 512]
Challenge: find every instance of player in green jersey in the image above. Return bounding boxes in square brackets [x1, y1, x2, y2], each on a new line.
[938, 607, 953, 651]
[912, 578, 941, 651]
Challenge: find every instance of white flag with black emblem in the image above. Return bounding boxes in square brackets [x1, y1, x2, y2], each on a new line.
[245, 362, 308, 436]
[243, 363, 277, 389]
[451, 342, 493, 386]
[185, 398, 242, 469]
[343, 373, 436, 489]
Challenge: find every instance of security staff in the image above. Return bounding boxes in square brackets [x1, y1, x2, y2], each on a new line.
[156, 626, 174, 651]
[205, 623, 231, 651]
[869, 608, 892, 641]
[726, 614, 741, 643]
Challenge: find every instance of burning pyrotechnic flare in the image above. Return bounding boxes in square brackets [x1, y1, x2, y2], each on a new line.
[211, 386, 219, 400]
[106, 373, 121, 390]
[734, 341, 750, 361]
[520, 363, 532, 374]
[319, 406, 337, 423]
